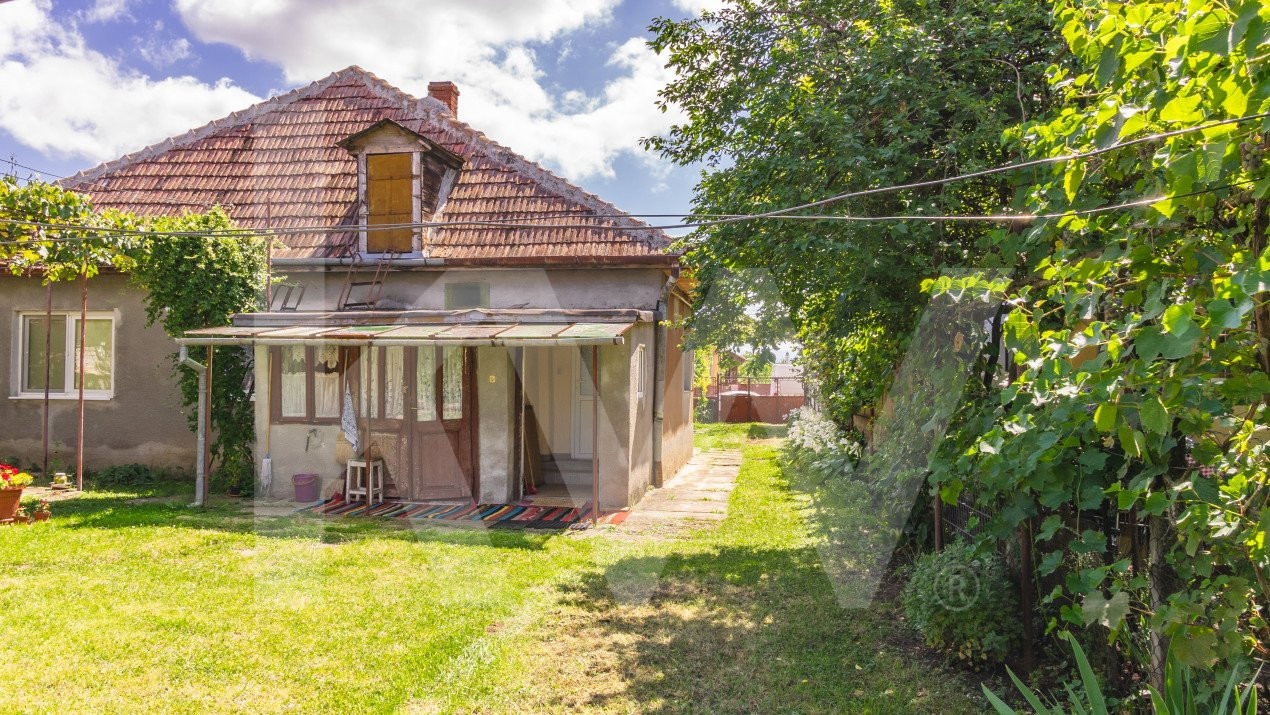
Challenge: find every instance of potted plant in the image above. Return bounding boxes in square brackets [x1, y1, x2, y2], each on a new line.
[11, 505, 28, 525]
[0, 464, 34, 522]
[32, 500, 51, 522]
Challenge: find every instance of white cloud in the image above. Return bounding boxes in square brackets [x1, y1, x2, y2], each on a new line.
[0, 1, 259, 163]
[137, 36, 192, 68]
[173, 0, 683, 180]
[672, 0, 728, 13]
[83, 0, 131, 23]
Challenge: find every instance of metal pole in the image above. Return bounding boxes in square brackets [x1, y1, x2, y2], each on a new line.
[1019, 520, 1036, 674]
[933, 494, 944, 552]
[178, 347, 206, 507]
[204, 347, 214, 503]
[591, 346, 600, 525]
[265, 200, 273, 309]
[361, 344, 370, 459]
[42, 275, 51, 479]
[75, 270, 86, 491]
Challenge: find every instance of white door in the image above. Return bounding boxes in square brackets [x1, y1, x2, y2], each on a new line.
[571, 346, 596, 458]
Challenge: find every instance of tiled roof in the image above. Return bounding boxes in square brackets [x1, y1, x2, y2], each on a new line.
[60, 67, 675, 263]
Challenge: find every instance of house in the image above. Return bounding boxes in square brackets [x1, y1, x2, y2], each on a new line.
[36, 67, 694, 510]
[0, 270, 195, 471]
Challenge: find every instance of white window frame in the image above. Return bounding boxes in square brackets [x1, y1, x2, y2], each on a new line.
[634, 344, 646, 401]
[12, 311, 116, 401]
[357, 150, 423, 257]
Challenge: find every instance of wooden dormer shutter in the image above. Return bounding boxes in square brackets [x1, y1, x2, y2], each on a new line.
[366, 153, 414, 253]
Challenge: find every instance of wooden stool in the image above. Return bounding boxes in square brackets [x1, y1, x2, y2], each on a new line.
[344, 458, 385, 504]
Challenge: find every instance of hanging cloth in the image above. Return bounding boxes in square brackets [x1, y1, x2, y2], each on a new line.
[341, 383, 360, 456]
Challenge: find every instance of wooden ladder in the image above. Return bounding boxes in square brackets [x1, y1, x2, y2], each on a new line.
[337, 252, 396, 311]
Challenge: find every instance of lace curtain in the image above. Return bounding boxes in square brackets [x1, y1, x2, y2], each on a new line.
[280, 346, 306, 417]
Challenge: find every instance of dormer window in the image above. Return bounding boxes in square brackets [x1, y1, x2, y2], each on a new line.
[338, 119, 464, 256]
[366, 153, 414, 253]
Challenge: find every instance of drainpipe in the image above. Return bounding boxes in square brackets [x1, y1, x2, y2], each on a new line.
[178, 346, 207, 507]
[651, 266, 680, 488]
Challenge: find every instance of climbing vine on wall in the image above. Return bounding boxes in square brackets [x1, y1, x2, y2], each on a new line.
[129, 208, 268, 492]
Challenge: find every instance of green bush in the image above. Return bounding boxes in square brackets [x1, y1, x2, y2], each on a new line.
[210, 453, 254, 497]
[93, 463, 161, 487]
[901, 542, 1020, 665]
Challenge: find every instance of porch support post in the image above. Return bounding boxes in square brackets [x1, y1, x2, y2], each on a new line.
[361, 343, 370, 460]
[591, 346, 600, 524]
[42, 273, 51, 479]
[75, 270, 87, 491]
[204, 346, 214, 504]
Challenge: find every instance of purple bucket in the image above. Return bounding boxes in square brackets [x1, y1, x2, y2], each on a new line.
[292, 473, 320, 503]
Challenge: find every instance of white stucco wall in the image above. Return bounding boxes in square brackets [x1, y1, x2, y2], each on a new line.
[271, 267, 667, 312]
[476, 347, 514, 503]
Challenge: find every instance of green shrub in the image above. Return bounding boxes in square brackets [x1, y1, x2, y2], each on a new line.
[210, 453, 254, 497]
[901, 542, 1020, 665]
[92, 463, 160, 487]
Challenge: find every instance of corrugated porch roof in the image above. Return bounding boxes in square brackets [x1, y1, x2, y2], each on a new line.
[177, 321, 633, 347]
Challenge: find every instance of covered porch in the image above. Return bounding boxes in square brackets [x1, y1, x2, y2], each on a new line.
[177, 309, 655, 520]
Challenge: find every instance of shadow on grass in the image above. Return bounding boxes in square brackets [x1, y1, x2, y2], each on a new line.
[545, 543, 983, 714]
[43, 486, 551, 552]
[747, 422, 789, 439]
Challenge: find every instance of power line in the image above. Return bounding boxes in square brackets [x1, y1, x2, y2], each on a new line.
[2, 110, 1267, 241]
[0, 180, 1257, 247]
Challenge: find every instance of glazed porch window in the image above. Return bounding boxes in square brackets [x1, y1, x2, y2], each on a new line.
[441, 346, 463, 419]
[273, 346, 344, 423]
[17, 312, 115, 399]
[365, 152, 414, 253]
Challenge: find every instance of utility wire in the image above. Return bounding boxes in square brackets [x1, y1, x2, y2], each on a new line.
[0, 180, 1257, 247]
[2, 110, 1268, 241]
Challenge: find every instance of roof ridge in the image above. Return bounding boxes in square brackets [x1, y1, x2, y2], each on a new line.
[349, 69, 670, 250]
[60, 65, 670, 251]
[60, 67, 365, 189]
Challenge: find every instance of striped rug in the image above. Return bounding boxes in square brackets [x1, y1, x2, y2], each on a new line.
[295, 497, 615, 530]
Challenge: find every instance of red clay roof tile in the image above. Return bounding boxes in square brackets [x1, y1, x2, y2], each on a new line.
[61, 67, 675, 263]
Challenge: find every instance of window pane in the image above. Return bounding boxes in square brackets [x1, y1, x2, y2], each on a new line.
[73, 318, 113, 391]
[577, 347, 595, 396]
[383, 347, 405, 419]
[23, 316, 66, 392]
[383, 347, 403, 419]
[442, 346, 463, 419]
[416, 348, 437, 421]
[280, 346, 307, 417]
[314, 346, 341, 419]
[444, 282, 489, 309]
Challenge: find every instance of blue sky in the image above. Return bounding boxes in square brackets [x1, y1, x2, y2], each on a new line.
[0, 0, 720, 218]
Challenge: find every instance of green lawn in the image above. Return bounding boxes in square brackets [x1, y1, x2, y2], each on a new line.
[1, 425, 987, 713]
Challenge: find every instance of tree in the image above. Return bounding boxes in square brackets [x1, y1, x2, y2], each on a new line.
[648, 0, 1061, 422]
[2, 179, 266, 494]
[130, 208, 267, 493]
[929, 0, 1270, 684]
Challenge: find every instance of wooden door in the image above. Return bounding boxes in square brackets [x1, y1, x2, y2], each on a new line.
[364, 346, 410, 496]
[408, 346, 475, 500]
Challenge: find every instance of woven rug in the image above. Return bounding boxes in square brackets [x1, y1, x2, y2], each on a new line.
[295, 497, 616, 530]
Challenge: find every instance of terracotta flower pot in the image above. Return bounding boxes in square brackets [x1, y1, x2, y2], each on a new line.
[0, 487, 22, 522]
[32, 512, 49, 522]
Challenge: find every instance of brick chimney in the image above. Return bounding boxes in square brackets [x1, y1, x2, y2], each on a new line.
[428, 81, 459, 117]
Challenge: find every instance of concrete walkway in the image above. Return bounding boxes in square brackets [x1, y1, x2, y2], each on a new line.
[618, 449, 741, 530]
